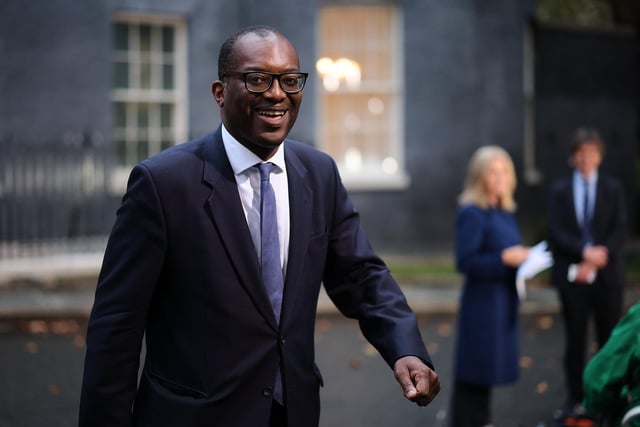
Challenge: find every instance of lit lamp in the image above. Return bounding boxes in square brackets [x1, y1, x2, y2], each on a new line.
[315, 57, 361, 91]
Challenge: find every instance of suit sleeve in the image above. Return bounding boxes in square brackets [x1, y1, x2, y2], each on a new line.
[321, 162, 432, 369]
[599, 178, 628, 255]
[79, 164, 167, 427]
[547, 181, 584, 261]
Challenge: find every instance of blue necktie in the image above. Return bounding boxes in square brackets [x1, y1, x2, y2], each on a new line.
[258, 163, 284, 321]
[257, 162, 284, 404]
[582, 179, 592, 245]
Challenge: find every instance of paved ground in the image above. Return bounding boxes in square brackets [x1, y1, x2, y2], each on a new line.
[0, 252, 563, 318]
[0, 310, 576, 427]
[1, 253, 637, 426]
[318, 312, 570, 427]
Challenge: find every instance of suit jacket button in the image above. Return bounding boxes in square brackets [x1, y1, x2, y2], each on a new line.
[262, 387, 273, 397]
[280, 336, 285, 344]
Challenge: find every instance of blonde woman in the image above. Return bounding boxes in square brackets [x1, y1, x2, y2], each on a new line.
[449, 146, 530, 427]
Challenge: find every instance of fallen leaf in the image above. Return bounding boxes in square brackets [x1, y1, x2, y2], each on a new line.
[50, 320, 80, 335]
[25, 341, 38, 354]
[536, 381, 548, 394]
[520, 356, 534, 369]
[27, 320, 48, 334]
[315, 318, 332, 333]
[362, 343, 377, 357]
[437, 322, 452, 337]
[349, 357, 363, 370]
[73, 335, 85, 348]
[536, 315, 554, 330]
[48, 384, 61, 396]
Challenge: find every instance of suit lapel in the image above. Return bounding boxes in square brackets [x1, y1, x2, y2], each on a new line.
[566, 179, 581, 233]
[202, 128, 279, 329]
[281, 145, 313, 325]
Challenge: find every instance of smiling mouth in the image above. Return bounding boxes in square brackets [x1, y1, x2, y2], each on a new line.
[257, 109, 287, 118]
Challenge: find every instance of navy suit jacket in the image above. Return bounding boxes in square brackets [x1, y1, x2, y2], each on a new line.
[79, 127, 431, 427]
[547, 173, 627, 289]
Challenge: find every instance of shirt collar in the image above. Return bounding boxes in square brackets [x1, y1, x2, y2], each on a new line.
[221, 124, 286, 175]
[573, 170, 598, 186]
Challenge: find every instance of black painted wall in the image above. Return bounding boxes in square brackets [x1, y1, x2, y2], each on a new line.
[2, 0, 635, 252]
[519, 23, 638, 243]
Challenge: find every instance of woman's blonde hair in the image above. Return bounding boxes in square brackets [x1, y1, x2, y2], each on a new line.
[457, 145, 517, 212]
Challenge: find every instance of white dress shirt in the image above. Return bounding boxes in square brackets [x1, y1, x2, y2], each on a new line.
[221, 125, 290, 275]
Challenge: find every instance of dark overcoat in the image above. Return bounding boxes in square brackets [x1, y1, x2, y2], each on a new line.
[453, 205, 521, 385]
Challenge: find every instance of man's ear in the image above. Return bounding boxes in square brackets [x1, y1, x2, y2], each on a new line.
[212, 81, 224, 107]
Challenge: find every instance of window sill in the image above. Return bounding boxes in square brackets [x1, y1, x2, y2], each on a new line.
[340, 171, 410, 192]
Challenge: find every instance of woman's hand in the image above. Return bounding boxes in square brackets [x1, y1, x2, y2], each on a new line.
[501, 245, 530, 267]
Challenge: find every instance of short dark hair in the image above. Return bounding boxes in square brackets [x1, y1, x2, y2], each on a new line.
[217, 25, 282, 80]
[570, 127, 605, 155]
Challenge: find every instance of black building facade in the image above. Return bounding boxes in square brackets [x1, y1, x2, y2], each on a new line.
[1, 0, 637, 255]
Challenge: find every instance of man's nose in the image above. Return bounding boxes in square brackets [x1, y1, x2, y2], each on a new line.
[264, 77, 286, 98]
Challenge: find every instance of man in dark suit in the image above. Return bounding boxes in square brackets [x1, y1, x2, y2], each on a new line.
[547, 127, 628, 417]
[79, 25, 440, 427]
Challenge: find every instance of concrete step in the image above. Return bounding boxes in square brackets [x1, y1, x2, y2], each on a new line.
[0, 252, 578, 318]
[0, 283, 563, 319]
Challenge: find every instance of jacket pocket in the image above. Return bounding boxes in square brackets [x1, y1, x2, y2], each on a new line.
[147, 369, 208, 398]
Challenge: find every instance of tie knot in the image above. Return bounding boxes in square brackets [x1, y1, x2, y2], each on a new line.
[257, 162, 273, 182]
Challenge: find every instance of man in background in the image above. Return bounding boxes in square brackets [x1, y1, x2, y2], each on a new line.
[547, 127, 628, 418]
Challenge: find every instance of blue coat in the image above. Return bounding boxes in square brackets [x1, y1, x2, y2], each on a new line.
[453, 205, 521, 385]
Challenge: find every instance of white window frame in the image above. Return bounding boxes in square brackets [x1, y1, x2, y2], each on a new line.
[110, 11, 188, 194]
[316, 5, 409, 191]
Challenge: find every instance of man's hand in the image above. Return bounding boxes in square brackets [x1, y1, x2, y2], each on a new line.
[575, 262, 597, 284]
[583, 245, 608, 269]
[393, 355, 440, 407]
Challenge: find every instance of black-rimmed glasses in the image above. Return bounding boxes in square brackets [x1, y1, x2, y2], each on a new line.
[223, 71, 308, 94]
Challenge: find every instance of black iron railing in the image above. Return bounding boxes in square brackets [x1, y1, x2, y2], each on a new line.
[0, 132, 119, 258]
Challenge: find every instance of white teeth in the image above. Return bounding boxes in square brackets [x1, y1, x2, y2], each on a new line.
[258, 110, 285, 117]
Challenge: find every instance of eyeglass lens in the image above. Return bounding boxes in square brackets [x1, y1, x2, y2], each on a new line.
[245, 72, 306, 93]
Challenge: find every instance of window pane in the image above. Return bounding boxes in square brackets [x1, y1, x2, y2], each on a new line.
[137, 128, 148, 142]
[137, 139, 149, 161]
[112, 16, 185, 168]
[318, 5, 401, 181]
[116, 139, 127, 166]
[140, 62, 151, 89]
[320, 6, 393, 84]
[114, 62, 129, 88]
[137, 103, 149, 127]
[162, 26, 174, 52]
[114, 23, 129, 51]
[160, 103, 172, 127]
[163, 64, 174, 89]
[140, 24, 151, 52]
[114, 102, 127, 127]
